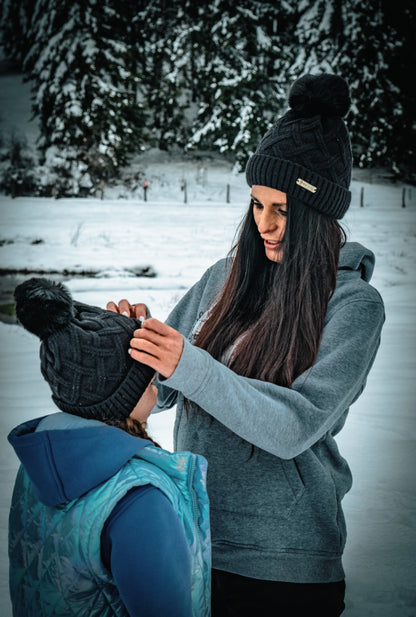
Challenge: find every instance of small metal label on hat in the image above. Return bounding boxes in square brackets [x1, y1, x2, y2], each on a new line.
[296, 178, 317, 193]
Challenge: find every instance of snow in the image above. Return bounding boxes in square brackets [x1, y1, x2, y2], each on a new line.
[1, 172, 415, 616]
[0, 52, 415, 617]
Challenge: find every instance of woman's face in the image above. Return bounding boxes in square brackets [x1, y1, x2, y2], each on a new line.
[251, 185, 287, 263]
[130, 380, 158, 426]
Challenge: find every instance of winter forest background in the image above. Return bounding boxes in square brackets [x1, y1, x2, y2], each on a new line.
[0, 0, 415, 198]
[0, 2, 416, 616]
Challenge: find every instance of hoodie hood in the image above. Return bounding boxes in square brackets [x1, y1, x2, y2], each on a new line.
[339, 241, 375, 282]
[8, 413, 150, 507]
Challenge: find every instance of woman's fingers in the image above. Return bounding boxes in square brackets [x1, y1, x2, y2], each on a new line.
[106, 300, 148, 319]
[140, 317, 174, 336]
[106, 301, 120, 313]
[132, 319, 182, 353]
[131, 303, 148, 319]
[129, 348, 163, 375]
[130, 323, 172, 357]
[130, 318, 184, 378]
[118, 299, 135, 316]
[130, 336, 160, 358]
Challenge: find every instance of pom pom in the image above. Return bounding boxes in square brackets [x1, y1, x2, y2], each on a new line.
[288, 74, 351, 118]
[14, 278, 74, 339]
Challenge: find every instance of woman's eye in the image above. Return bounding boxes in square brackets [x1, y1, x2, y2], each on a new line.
[250, 198, 262, 210]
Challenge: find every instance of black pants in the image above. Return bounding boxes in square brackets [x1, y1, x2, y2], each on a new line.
[212, 569, 346, 617]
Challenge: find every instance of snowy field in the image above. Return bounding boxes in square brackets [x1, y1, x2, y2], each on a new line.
[0, 170, 415, 616]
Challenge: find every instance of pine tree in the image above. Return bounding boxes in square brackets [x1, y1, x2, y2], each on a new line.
[185, 1, 294, 168]
[130, 0, 196, 150]
[0, 0, 35, 69]
[292, 0, 415, 179]
[24, 0, 145, 195]
[380, 0, 416, 180]
[0, 130, 36, 196]
[2, 0, 413, 191]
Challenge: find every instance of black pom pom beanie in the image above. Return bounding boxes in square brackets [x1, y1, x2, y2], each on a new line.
[246, 73, 353, 219]
[14, 278, 155, 422]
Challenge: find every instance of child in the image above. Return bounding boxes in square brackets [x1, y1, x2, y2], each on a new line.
[8, 278, 211, 617]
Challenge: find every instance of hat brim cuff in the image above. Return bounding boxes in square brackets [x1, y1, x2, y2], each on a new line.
[246, 154, 351, 219]
[52, 361, 155, 421]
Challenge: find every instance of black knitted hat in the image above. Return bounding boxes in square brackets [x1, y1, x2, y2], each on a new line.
[246, 73, 352, 219]
[14, 278, 155, 421]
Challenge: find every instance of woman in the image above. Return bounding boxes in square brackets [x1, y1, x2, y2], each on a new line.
[108, 74, 385, 616]
[9, 278, 211, 617]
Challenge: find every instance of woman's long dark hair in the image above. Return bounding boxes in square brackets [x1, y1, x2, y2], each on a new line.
[194, 196, 346, 388]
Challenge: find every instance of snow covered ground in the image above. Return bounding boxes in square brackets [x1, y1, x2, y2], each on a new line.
[1, 169, 415, 616]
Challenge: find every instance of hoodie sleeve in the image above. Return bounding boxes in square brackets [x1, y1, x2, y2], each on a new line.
[101, 485, 192, 617]
[155, 259, 228, 412]
[161, 294, 385, 459]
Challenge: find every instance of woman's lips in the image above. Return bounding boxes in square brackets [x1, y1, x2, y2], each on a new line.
[263, 239, 281, 248]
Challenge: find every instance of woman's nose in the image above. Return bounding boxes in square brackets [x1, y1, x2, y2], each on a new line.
[257, 210, 278, 233]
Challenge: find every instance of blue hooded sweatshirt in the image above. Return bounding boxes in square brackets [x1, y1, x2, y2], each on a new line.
[8, 412, 211, 617]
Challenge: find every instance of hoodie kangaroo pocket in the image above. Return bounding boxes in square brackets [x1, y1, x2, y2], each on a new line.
[279, 457, 305, 517]
[208, 445, 305, 521]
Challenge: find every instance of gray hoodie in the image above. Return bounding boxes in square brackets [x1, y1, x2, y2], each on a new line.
[155, 241, 385, 583]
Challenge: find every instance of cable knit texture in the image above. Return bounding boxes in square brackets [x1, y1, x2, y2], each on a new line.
[246, 74, 353, 218]
[14, 278, 154, 421]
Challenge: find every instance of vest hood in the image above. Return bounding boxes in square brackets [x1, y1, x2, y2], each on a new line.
[8, 413, 151, 507]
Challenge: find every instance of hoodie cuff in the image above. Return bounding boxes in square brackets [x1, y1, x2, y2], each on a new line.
[160, 337, 211, 399]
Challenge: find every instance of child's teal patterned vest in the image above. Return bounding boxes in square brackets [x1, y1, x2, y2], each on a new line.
[9, 445, 211, 617]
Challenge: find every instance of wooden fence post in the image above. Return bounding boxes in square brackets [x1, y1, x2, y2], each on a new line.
[182, 180, 187, 204]
[52, 181, 59, 199]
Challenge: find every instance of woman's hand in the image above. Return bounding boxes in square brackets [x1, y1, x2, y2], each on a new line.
[129, 318, 184, 379]
[106, 299, 148, 319]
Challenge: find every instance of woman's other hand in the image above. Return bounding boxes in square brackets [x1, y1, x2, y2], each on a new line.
[129, 318, 184, 379]
[106, 300, 148, 320]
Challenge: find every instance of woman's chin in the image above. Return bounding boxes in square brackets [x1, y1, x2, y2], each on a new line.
[265, 247, 283, 263]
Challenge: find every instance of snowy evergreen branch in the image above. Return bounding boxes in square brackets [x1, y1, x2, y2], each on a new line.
[0, 0, 414, 196]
